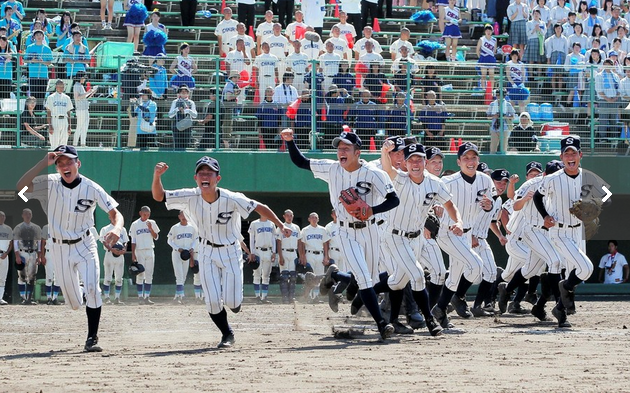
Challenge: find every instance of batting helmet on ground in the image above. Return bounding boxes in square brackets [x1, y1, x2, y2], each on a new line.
[128, 262, 145, 276]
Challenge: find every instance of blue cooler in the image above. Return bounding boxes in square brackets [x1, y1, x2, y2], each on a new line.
[527, 103, 540, 121]
[540, 103, 553, 121]
[539, 136, 563, 151]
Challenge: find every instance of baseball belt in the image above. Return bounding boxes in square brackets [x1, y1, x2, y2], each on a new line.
[52, 230, 91, 245]
[20, 249, 36, 253]
[340, 218, 376, 229]
[199, 237, 236, 248]
[56, 115, 67, 119]
[533, 225, 549, 231]
[282, 248, 296, 252]
[307, 250, 322, 255]
[391, 229, 422, 239]
[330, 247, 340, 252]
[256, 247, 271, 251]
[262, 74, 273, 77]
[557, 223, 581, 228]
[463, 228, 471, 233]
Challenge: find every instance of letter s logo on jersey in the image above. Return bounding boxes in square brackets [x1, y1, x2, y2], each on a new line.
[423, 192, 438, 206]
[216, 211, 233, 224]
[74, 199, 95, 213]
[355, 182, 372, 195]
[475, 188, 488, 202]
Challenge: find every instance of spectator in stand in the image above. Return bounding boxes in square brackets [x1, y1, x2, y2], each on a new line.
[256, 10, 275, 55]
[576, 0, 589, 24]
[391, 62, 414, 93]
[124, 0, 147, 52]
[0, 6, 21, 50]
[276, 0, 294, 29]
[619, 57, 630, 131]
[55, 11, 73, 46]
[0, 0, 23, 24]
[583, 48, 603, 111]
[237, 0, 256, 34]
[300, 26, 323, 60]
[325, 25, 350, 61]
[143, 11, 167, 57]
[392, 45, 418, 74]
[133, 88, 158, 149]
[64, 31, 91, 78]
[253, 41, 280, 103]
[57, 23, 87, 50]
[332, 60, 355, 93]
[169, 84, 197, 150]
[420, 64, 443, 104]
[532, 0, 551, 39]
[358, 40, 384, 68]
[351, 89, 379, 142]
[228, 23, 256, 59]
[585, 37, 605, 60]
[618, 25, 630, 54]
[442, 0, 461, 62]
[333, 10, 359, 45]
[24, 29, 52, 111]
[589, 23, 609, 51]
[0, 34, 12, 99]
[100, 0, 115, 30]
[149, 53, 168, 99]
[225, 39, 251, 98]
[285, 10, 306, 46]
[601, 0, 614, 22]
[222, 71, 242, 103]
[478, 25, 498, 89]
[180, 0, 198, 31]
[506, 49, 529, 113]
[562, 12, 577, 38]
[362, 0, 379, 34]
[610, 39, 627, 67]
[354, 26, 383, 60]
[363, 62, 388, 101]
[595, 58, 621, 141]
[256, 86, 281, 149]
[273, 72, 298, 129]
[495, 0, 510, 35]
[302, 0, 325, 36]
[389, 28, 415, 61]
[20, 96, 47, 147]
[550, 0, 569, 33]
[510, 111, 537, 152]
[487, 89, 516, 153]
[420, 90, 447, 150]
[293, 88, 313, 150]
[170, 43, 197, 91]
[265, 23, 290, 80]
[33, 9, 52, 39]
[73, 71, 98, 147]
[25, 20, 49, 47]
[216, 7, 238, 57]
[286, 40, 309, 92]
[507, 0, 529, 58]
[569, 23, 588, 53]
[545, 23, 569, 92]
[598, 240, 628, 284]
[324, 85, 351, 143]
[318, 41, 342, 91]
[388, 92, 410, 136]
[583, 7, 605, 37]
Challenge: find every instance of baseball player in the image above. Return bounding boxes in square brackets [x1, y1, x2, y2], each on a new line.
[99, 218, 129, 305]
[167, 211, 198, 305]
[253, 42, 280, 103]
[298, 212, 330, 300]
[285, 40, 310, 96]
[152, 156, 291, 348]
[276, 209, 301, 304]
[318, 41, 342, 91]
[264, 23, 289, 80]
[215, 7, 239, 57]
[248, 216, 277, 304]
[0, 211, 12, 305]
[282, 128, 399, 341]
[431, 142, 493, 328]
[14, 208, 42, 305]
[129, 206, 160, 305]
[469, 169, 510, 317]
[255, 10, 275, 54]
[17, 145, 124, 352]
[40, 224, 63, 305]
[45, 79, 73, 148]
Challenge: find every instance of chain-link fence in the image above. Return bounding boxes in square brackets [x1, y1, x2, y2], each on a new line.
[1, 52, 629, 155]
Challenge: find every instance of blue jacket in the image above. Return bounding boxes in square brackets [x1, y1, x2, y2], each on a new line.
[332, 72, 354, 92]
[134, 99, 158, 134]
[388, 104, 409, 133]
[256, 100, 280, 129]
[352, 100, 379, 130]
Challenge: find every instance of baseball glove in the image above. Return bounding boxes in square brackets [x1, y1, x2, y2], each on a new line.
[248, 255, 260, 270]
[190, 260, 199, 274]
[584, 218, 600, 241]
[295, 258, 313, 274]
[424, 212, 440, 239]
[339, 187, 371, 221]
[569, 199, 603, 222]
[180, 249, 191, 261]
[15, 256, 25, 271]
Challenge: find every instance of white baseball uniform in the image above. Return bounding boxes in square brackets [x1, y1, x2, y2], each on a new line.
[502, 198, 532, 282]
[317, 52, 342, 90]
[41, 224, 58, 295]
[300, 38, 323, 60]
[325, 220, 345, 272]
[167, 222, 198, 293]
[325, 37, 349, 59]
[256, 21, 274, 43]
[353, 37, 383, 57]
[471, 196, 503, 283]
[45, 91, 73, 148]
[249, 219, 276, 289]
[253, 53, 279, 99]
[286, 21, 307, 43]
[215, 18, 239, 55]
[300, 224, 330, 276]
[265, 33, 289, 79]
[227, 34, 256, 55]
[99, 223, 129, 294]
[129, 218, 160, 287]
[389, 39, 415, 59]
[0, 222, 12, 301]
[13, 221, 42, 288]
[164, 187, 258, 314]
[286, 51, 310, 93]
[277, 222, 301, 272]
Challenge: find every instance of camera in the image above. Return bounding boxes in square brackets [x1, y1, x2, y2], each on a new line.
[176, 98, 187, 109]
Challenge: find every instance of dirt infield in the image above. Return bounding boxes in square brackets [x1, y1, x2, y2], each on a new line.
[1, 298, 630, 393]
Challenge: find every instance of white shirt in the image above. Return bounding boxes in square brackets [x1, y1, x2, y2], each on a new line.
[302, 0, 326, 28]
[286, 52, 309, 74]
[359, 52, 385, 67]
[472, 196, 502, 239]
[286, 21, 307, 42]
[256, 21, 274, 42]
[300, 224, 330, 251]
[440, 171, 495, 231]
[45, 92, 73, 116]
[273, 83, 298, 103]
[389, 39, 415, 59]
[333, 22, 357, 40]
[129, 218, 160, 249]
[228, 34, 256, 54]
[13, 222, 42, 252]
[167, 222, 198, 250]
[353, 37, 383, 56]
[318, 51, 342, 76]
[254, 53, 279, 77]
[265, 34, 290, 59]
[538, 168, 583, 226]
[324, 221, 341, 250]
[339, 0, 361, 13]
[277, 222, 301, 250]
[0, 223, 12, 252]
[300, 38, 323, 60]
[99, 223, 129, 252]
[325, 37, 349, 58]
[225, 49, 251, 74]
[599, 252, 628, 284]
[215, 18, 239, 53]
[249, 219, 276, 251]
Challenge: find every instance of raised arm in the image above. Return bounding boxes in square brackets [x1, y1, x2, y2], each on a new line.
[152, 162, 169, 202]
[380, 139, 397, 180]
[280, 128, 311, 170]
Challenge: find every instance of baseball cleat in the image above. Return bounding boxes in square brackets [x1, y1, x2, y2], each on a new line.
[114, 298, 124, 305]
[84, 336, 103, 352]
[552, 305, 572, 328]
[523, 292, 539, 305]
[508, 301, 529, 315]
[470, 306, 493, 317]
[377, 320, 395, 341]
[259, 298, 273, 304]
[497, 282, 510, 314]
[328, 291, 341, 313]
[446, 303, 455, 314]
[0, 299, 7, 305]
[431, 305, 451, 329]
[47, 298, 53, 305]
[319, 264, 339, 296]
[425, 316, 443, 336]
[231, 305, 241, 313]
[217, 333, 235, 349]
[450, 295, 472, 318]
[144, 297, 155, 305]
[406, 312, 426, 329]
[531, 304, 551, 322]
[558, 280, 576, 315]
[392, 320, 414, 335]
[138, 298, 145, 305]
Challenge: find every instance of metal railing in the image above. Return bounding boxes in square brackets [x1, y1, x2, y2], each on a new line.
[1, 53, 629, 155]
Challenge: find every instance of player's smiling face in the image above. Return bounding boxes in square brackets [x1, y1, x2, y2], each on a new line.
[526, 169, 542, 180]
[426, 157, 443, 177]
[337, 144, 360, 169]
[55, 156, 80, 183]
[560, 148, 582, 174]
[457, 151, 479, 176]
[195, 167, 221, 191]
[405, 155, 426, 179]
[493, 179, 508, 195]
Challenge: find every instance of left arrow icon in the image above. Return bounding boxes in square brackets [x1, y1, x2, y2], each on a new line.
[18, 186, 28, 202]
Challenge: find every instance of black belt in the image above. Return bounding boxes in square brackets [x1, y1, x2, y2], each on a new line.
[307, 250, 322, 255]
[377, 220, 384, 226]
[52, 230, 91, 245]
[533, 225, 549, 231]
[56, 115, 67, 119]
[558, 223, 581, 228]
[391, 229, 422, 239]
[282, 248, 296, 252]
[463, 228, 471, 233]
[199, 237, 236, 248]
[294, 73, 304, 75]
[331, 247, 340, 252]
[262, 75, 273, 77]
[340, 218, 376, 229]
[256, 247, 271, 251]
[20, 249, 36, 253]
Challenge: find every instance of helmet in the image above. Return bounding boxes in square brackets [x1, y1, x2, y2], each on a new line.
[180, 249, 191, 261]
[128, 262, 145, 276]
[190, 260, 199, 274]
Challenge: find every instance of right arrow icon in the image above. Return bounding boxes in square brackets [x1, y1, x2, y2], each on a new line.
[602, 186, 612, 203]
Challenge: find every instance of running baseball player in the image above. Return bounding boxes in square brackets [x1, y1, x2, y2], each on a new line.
[0, 211, 12, 305]
[17, 145, 124, 352]
[99, 218, 129, 305]
[298, 212, 330, 301]
[282, 128, 400, 341]
[129, 206, 160, 305]
[40, 224, 63, 305]
[152, 156, 291, 348]
[45, 79, 73, 148]
[276, 209, 301, 304]
[248, 216, 277, 304]
[431, 142, 492, 328]
[167, 211, 198, 305]
[13, 208, 42, 305]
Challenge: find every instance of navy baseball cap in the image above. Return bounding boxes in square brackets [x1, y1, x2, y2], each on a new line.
[545, 160, 564, 175]
[458, 142, 479, 158]
[560, 135, 581, 153]
[477, 162, 491, 173]
[403, 143, 426, 160]
[491, 168, 510, 181]
[385, 136, 405, 152]
[53, 145, 78, 161]
[332, 131, 362, 149]
[425, 146, 444, 160]
[195, 156, 220, 173]
[526, 161, 543, 174]
[403, 136, 418, 145]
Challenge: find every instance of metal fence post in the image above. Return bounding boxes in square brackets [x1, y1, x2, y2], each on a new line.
[498, 63, 504, 154]
[589, 64, 595, 154]
[406, 60, 411, 137]
[310, 59, 317, 151]
[116, 56, 122, 150]
[16, 52, 21, 148]
[215, 56, 221, 150]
